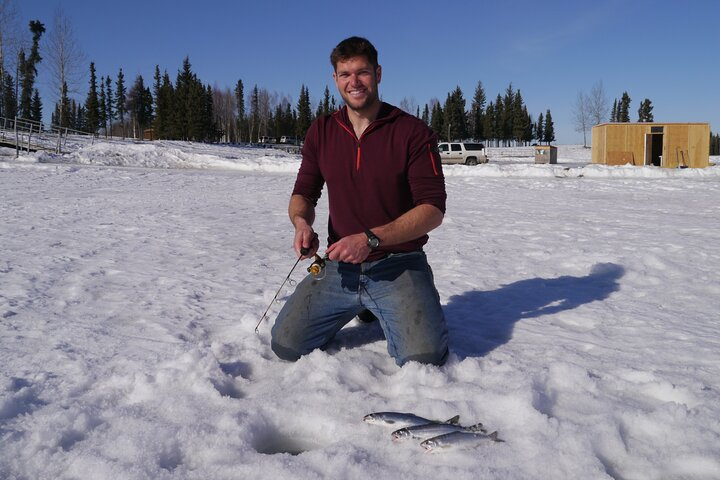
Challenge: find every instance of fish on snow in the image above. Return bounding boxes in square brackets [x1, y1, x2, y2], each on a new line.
[420, 431, 504, 453]
[363, 412, 460, 428]
[391, 422, 486, 441]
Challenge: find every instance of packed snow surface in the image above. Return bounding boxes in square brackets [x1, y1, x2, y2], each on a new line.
[1, 141, 719, 479]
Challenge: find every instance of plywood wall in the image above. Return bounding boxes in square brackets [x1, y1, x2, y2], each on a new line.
[591, 123, 710, 168]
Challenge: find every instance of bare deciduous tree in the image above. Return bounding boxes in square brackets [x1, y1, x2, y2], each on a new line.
[572, 91, 590, 147]
[213, 84, 236, 143]
[588, 80, 609, 126]
[45, 7, 85, 126]
[399, 96, 417, 115]
[256, 88, 276, 139]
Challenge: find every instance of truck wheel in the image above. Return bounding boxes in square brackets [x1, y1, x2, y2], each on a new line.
[465, 157, 478, 166]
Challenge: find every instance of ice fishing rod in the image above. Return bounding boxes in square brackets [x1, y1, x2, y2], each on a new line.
[254, 248, 328, 334]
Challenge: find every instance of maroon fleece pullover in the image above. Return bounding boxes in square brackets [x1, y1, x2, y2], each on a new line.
[292, 102, 446, 261]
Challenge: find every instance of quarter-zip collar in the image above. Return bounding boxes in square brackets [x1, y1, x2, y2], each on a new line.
[332, 102, 401, 170]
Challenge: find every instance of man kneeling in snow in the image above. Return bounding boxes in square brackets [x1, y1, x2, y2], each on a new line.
[271, 36, 448, 367]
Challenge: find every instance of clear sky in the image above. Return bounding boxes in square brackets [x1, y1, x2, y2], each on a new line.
[14, 0, 720, 143]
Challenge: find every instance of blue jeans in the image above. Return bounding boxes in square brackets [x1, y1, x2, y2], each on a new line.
[271, 251, 449, 366]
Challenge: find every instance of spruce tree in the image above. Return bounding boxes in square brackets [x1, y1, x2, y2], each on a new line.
[174, 57, 194, 140]
[512, 90, 529, 145]
[3, 73, 17, 120]
[154, 71, 174, 139]
[471, 80, 486, 141]
[543, 110, 555, 144]
[491, 94, 503, 145]
[31, 89, 42, 122]
[296, 84, 312, 140]
[19, 20, 45, 120]
[105, 77, 114, 135]
[153, 66, 161, 114]
[430, 102, 444, 140]
[249, 84, 259, 142]
[536, 112, 544, 144]
[501, 84, 515, 146]
[618, 92, 631, 122]
[204, 84, 215, 141]
[99, 76, 107, 135]
[284, 102, 294, 138]
[483, 102, 496, 146]
[115, 69, 127, 137]
[320, 85, 331, 116]
[127, 74, 155, 139]
[443, 87, 467, 141]
[610, 99, 618, 122]
[84, 62, 100, 133]
[421, 104, 430, 125]
[76, 104, 86, 131]
[637, 98, 654, 122]
[524, 110, 534, 144]
[185, 76, 207, 141]
[711, 133, 720, 155]
[235, 79, 245, 142]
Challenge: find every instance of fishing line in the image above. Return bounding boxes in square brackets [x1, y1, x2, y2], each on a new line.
[254, 247, 308, 334]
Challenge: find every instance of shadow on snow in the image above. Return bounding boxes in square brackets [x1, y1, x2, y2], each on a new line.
[329, 262, 625, 360]
[444, 262, 625, 360]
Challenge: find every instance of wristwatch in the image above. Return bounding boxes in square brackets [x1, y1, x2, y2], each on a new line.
[365, 229, 380, 249]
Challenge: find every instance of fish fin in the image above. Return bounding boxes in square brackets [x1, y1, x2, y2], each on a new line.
[469, 423, 487, 433]
[489, 431, 505, 443]
[445, 415, 460, 425]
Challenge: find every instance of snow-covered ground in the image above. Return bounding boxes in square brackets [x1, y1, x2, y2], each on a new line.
[1, 141, 719, 479]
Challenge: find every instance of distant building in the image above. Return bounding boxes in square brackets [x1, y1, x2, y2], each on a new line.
[591, 123, 710, 168]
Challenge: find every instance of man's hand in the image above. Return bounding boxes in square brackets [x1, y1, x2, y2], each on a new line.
[289, 195, 318, 259]
[294, 226, 319, 259]
[325, 232, 371, 264]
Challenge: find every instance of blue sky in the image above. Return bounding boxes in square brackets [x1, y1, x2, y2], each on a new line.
[17, 0, 720, 143]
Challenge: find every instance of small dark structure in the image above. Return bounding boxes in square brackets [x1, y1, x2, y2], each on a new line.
[534, 145, 557, 164]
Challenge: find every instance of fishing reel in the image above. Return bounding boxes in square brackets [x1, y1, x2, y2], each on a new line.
[307, 254, 328, 279]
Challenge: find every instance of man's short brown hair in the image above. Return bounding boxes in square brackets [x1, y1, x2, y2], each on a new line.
[330, 36, 379, 71]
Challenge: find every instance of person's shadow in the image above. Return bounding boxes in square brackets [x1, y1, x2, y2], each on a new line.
[445, 262, 625, 360]
[330, 263, 624, 360]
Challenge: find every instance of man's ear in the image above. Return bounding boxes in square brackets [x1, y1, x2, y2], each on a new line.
[376, 65, 382, 84]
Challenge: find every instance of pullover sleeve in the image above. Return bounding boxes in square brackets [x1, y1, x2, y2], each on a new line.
[292, 120, 325, 206]
[406, 124, 447, 214]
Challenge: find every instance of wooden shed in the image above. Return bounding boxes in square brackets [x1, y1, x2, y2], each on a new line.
[591, 123, 710, 168]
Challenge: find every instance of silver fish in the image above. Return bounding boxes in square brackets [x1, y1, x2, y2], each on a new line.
[391, 422, 486, 441]
[363, 412, 460, 428]
[420, 431, 504, 452]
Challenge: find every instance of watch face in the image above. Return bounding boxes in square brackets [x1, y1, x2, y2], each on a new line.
[368, 237, 380, 248]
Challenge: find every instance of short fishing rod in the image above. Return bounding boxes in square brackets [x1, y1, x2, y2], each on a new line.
[254, 248, 328, 333]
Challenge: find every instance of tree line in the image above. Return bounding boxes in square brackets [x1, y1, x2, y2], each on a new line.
[0, 5, 557, 145]
[711, 132, 720, 156]
[419, 82, 555, 146]
[573, 82, 663, 147]
[2, 4, 715, 149]
[609, 91, 654, 123]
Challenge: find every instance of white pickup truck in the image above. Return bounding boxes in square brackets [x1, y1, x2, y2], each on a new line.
[437, 142, 488, 165]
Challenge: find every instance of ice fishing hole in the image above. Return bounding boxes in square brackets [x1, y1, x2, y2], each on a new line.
[253, 429, 324, 456]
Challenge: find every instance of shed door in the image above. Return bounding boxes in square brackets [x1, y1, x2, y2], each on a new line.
[644, 133, 663, 166]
